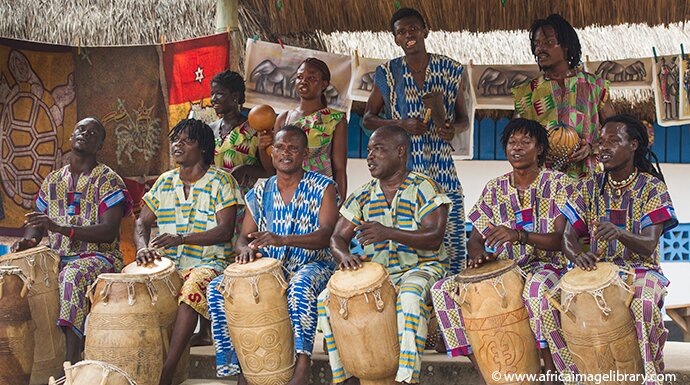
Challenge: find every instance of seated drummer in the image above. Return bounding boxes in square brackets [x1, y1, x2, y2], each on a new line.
[206, 125, 338, 385]
[134, 118, 241, 385]
[430, 118, 577, 385]
[11, 117, 133, 365]
[560, 114, 677, 384]
[317, 125, 449, 385]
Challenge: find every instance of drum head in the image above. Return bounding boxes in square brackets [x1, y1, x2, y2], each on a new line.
[225, 257, 280, 276]
[122, 257, 174, 274]
[0, 245, 53, 262]
[455, 259, 516, 283]
[560, 262, 619, 293]
[328, 262, 388, 297]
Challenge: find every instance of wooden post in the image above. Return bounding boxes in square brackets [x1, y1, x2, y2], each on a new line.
[215, 0, 241, 73]
[665, 304, 690, 342]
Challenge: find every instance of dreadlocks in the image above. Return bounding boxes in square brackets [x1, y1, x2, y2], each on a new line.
[602, 114, 665, 182]
[529, 14, 582, 70]
[169, 118, 216, 166]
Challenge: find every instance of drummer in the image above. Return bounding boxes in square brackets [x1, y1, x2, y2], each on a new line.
[430, 118, 577, 385]
[134, 118, 242, 385]
[11, 117, 133, 365]
[206, 125, 338, 385]
[560, 114, 677, 384]
[317, 125, 450, 385]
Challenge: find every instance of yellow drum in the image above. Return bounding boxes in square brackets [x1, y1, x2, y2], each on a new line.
[552, 262, 643, 385]
[219, 258, 294, 385]
[0, 246, 64, 384]
[49, 360, 136, 385]
[454, 260, 540, 385]
[121, 258, 188, 384]
[326, 262, 399, 385]
[85, 260, 177, 385]
[0, 266, 34, 385]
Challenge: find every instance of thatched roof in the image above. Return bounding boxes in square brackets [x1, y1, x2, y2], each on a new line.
[244, 0, 690, 34]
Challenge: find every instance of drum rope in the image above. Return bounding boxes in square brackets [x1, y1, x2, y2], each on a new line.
[562, 291, 575, 313]
[41, 253, 52, 288]
[337, 297, 349, 319]
[272, 268, 289, 289]
[590, 288, 612, 316]
[126, 281, 137, 305]
[248, 275, 261, 304]
[164, 277, 178, 297]
[490, 275, 508, 299]
[454, 282, 469, 306]
[219, 276, 236, 302]
[372, 289, 385, 312]
[145, 280, 159, 305]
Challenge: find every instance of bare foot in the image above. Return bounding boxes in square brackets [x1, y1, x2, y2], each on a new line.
[190, 316, 212, 346]
[434, 336, 446, 354]
[286, 354, 311, 385]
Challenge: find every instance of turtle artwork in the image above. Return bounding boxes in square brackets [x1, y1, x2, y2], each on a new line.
[0, 49, 75, 210]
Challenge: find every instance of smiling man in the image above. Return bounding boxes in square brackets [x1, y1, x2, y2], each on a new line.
[206, 125, 338, 385]
[430, 118, 578, 385]
[363, 7, 468, 274]
[134, 118, 241, 385]
[560, 114, 677, 384]
[318, 125, 450, 385]
[12, 117, 133, 365]
[512, 13, 615, 180]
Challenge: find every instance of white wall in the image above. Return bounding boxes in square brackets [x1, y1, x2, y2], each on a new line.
[347, 160, 690, 223]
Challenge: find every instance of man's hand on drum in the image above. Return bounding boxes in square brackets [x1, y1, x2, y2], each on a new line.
[355, 221, 391, 245]
[483, 224, 519, 251]
[593, 221, 623, 242]
[248, 231, 285, 249]
[136, 247, 162, 265]
[338, 253, 366, 271]
[23, 212, 59, 232]
[235, 245, 262, 264]
[569, 139, 591, 163]
[10, 237, 38, 253]
[400, 117, 427, 136]
[570, 251, 598, 271]
[467, 250, 496, 269]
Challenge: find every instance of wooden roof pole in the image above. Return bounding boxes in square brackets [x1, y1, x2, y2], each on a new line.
[215, 0, 240, 72]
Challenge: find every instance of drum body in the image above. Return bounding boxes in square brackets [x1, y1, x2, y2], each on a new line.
[0, 266, 34, 385]
[49, 360, 136, 385]
[454, 260, 540, 385]
[0, 246, 64, 384]
[326, 262, 399, 385]
[557, 262, 643, 385]
[220, 258, 294, 385]
[122, 258, 187, 384]
[85, 266, 169, 385]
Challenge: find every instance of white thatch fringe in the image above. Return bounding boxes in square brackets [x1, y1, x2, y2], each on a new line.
[321, 22, 690, 65]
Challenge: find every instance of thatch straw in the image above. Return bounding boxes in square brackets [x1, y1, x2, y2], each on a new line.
[241, 0, 689, 34]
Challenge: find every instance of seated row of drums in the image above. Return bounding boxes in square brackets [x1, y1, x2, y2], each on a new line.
[0, 246, 644, 385]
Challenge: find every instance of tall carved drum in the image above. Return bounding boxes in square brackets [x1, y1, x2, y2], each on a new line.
[220, 258, 295, 385]
[0, 246, 64, 384]
[553, 262, 643, 385]
[85, 265, 171, 385]
[48, 360, 136, 385]
[326, 262, 399, 385]
[0, 266, 34, 385]
[454, 260, 540, 385]
[121, 258, 188, 384]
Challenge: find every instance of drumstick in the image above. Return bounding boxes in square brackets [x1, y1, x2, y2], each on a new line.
[423, 108, 432, 125]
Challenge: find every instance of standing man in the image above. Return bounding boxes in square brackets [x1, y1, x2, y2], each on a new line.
[561, 114, 677, 384]
[134, 118, 241, 385]
[318, 125, 450, 385]
[11, 117, 132, 365]
[363, 7, 468, 274]
[206, 125, 338, 385]
[513, 13, 615, 180]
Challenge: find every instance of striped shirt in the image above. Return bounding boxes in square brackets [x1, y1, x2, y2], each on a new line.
[143, 165, 242, 272]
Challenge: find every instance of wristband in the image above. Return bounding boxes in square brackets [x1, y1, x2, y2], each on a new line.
[68, 227, 75, 239]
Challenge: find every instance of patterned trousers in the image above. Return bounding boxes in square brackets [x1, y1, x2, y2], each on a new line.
[179, 267, 220, 320]
[58, 256, 116, 337]
[431, 265, 576, 378]
[444, 190, 467, 275]
[207, 260, 333, 377]
[318, 261, 444, 384]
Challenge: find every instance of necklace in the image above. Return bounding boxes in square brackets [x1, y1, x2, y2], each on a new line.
[607, 168, 638, 197]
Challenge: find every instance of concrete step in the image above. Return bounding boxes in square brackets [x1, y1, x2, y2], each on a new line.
[181, 380, 236, 385]
[187, 335, 690, 384]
